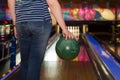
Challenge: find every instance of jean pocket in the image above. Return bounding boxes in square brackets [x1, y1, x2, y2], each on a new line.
[31, 21, 45, 34]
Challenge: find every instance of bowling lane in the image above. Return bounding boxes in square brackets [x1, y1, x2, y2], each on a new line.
[3, 36, 98, 80]
[44, 40, 59, 61]
[92, 35, 120, 63]
[40, 39, 98, 80]
[85, 34, 120, 80]
[40, 61, 98, 80]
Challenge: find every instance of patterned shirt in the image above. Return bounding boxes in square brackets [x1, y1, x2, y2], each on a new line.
[15, 0, 51, 23]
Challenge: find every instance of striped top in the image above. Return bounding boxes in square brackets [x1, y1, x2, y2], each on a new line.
[15, 0, 51, 23]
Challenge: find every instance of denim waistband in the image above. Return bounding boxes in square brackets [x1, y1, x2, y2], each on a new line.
[16, 0, 41, 2]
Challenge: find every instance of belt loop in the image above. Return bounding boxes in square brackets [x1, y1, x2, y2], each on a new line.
[16, 0, 33, 2]
[16, 0, 21, 2]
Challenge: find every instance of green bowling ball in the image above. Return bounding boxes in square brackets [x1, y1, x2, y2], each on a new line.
[55, 36, 80, 60]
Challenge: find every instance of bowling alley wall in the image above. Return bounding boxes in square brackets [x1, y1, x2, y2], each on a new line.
[59, 0, 120, 21]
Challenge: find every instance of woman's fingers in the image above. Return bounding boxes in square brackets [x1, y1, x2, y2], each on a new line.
[62, 30, 78, 40]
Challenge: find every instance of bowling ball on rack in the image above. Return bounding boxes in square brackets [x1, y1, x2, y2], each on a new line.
[55, 36, 80, 60]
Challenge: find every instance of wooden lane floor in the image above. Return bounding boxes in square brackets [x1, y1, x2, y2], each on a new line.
[40, 61, 98, 80]
[6, 61, 98, 80]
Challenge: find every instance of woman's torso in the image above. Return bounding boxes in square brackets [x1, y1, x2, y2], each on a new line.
[15, 0, 51, 23]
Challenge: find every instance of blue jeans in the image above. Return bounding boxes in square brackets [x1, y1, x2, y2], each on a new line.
[16, 20, 52, 80]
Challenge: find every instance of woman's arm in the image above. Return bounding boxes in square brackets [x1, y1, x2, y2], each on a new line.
[46, 0, 77, 40]
[7, 0, 16, 25]
[7, 0, 17, 38]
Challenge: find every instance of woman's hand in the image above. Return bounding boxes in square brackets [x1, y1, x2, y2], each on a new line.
[62, 28, 78, 41]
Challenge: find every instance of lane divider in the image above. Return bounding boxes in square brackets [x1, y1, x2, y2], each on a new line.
[0, 64, 20, 80]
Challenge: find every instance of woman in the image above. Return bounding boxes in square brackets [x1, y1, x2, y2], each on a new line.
[7, 0, 77, 80]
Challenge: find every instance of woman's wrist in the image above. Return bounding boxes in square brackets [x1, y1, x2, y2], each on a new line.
[13, 25, 16, 27]
[62, 27, 68, 31]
